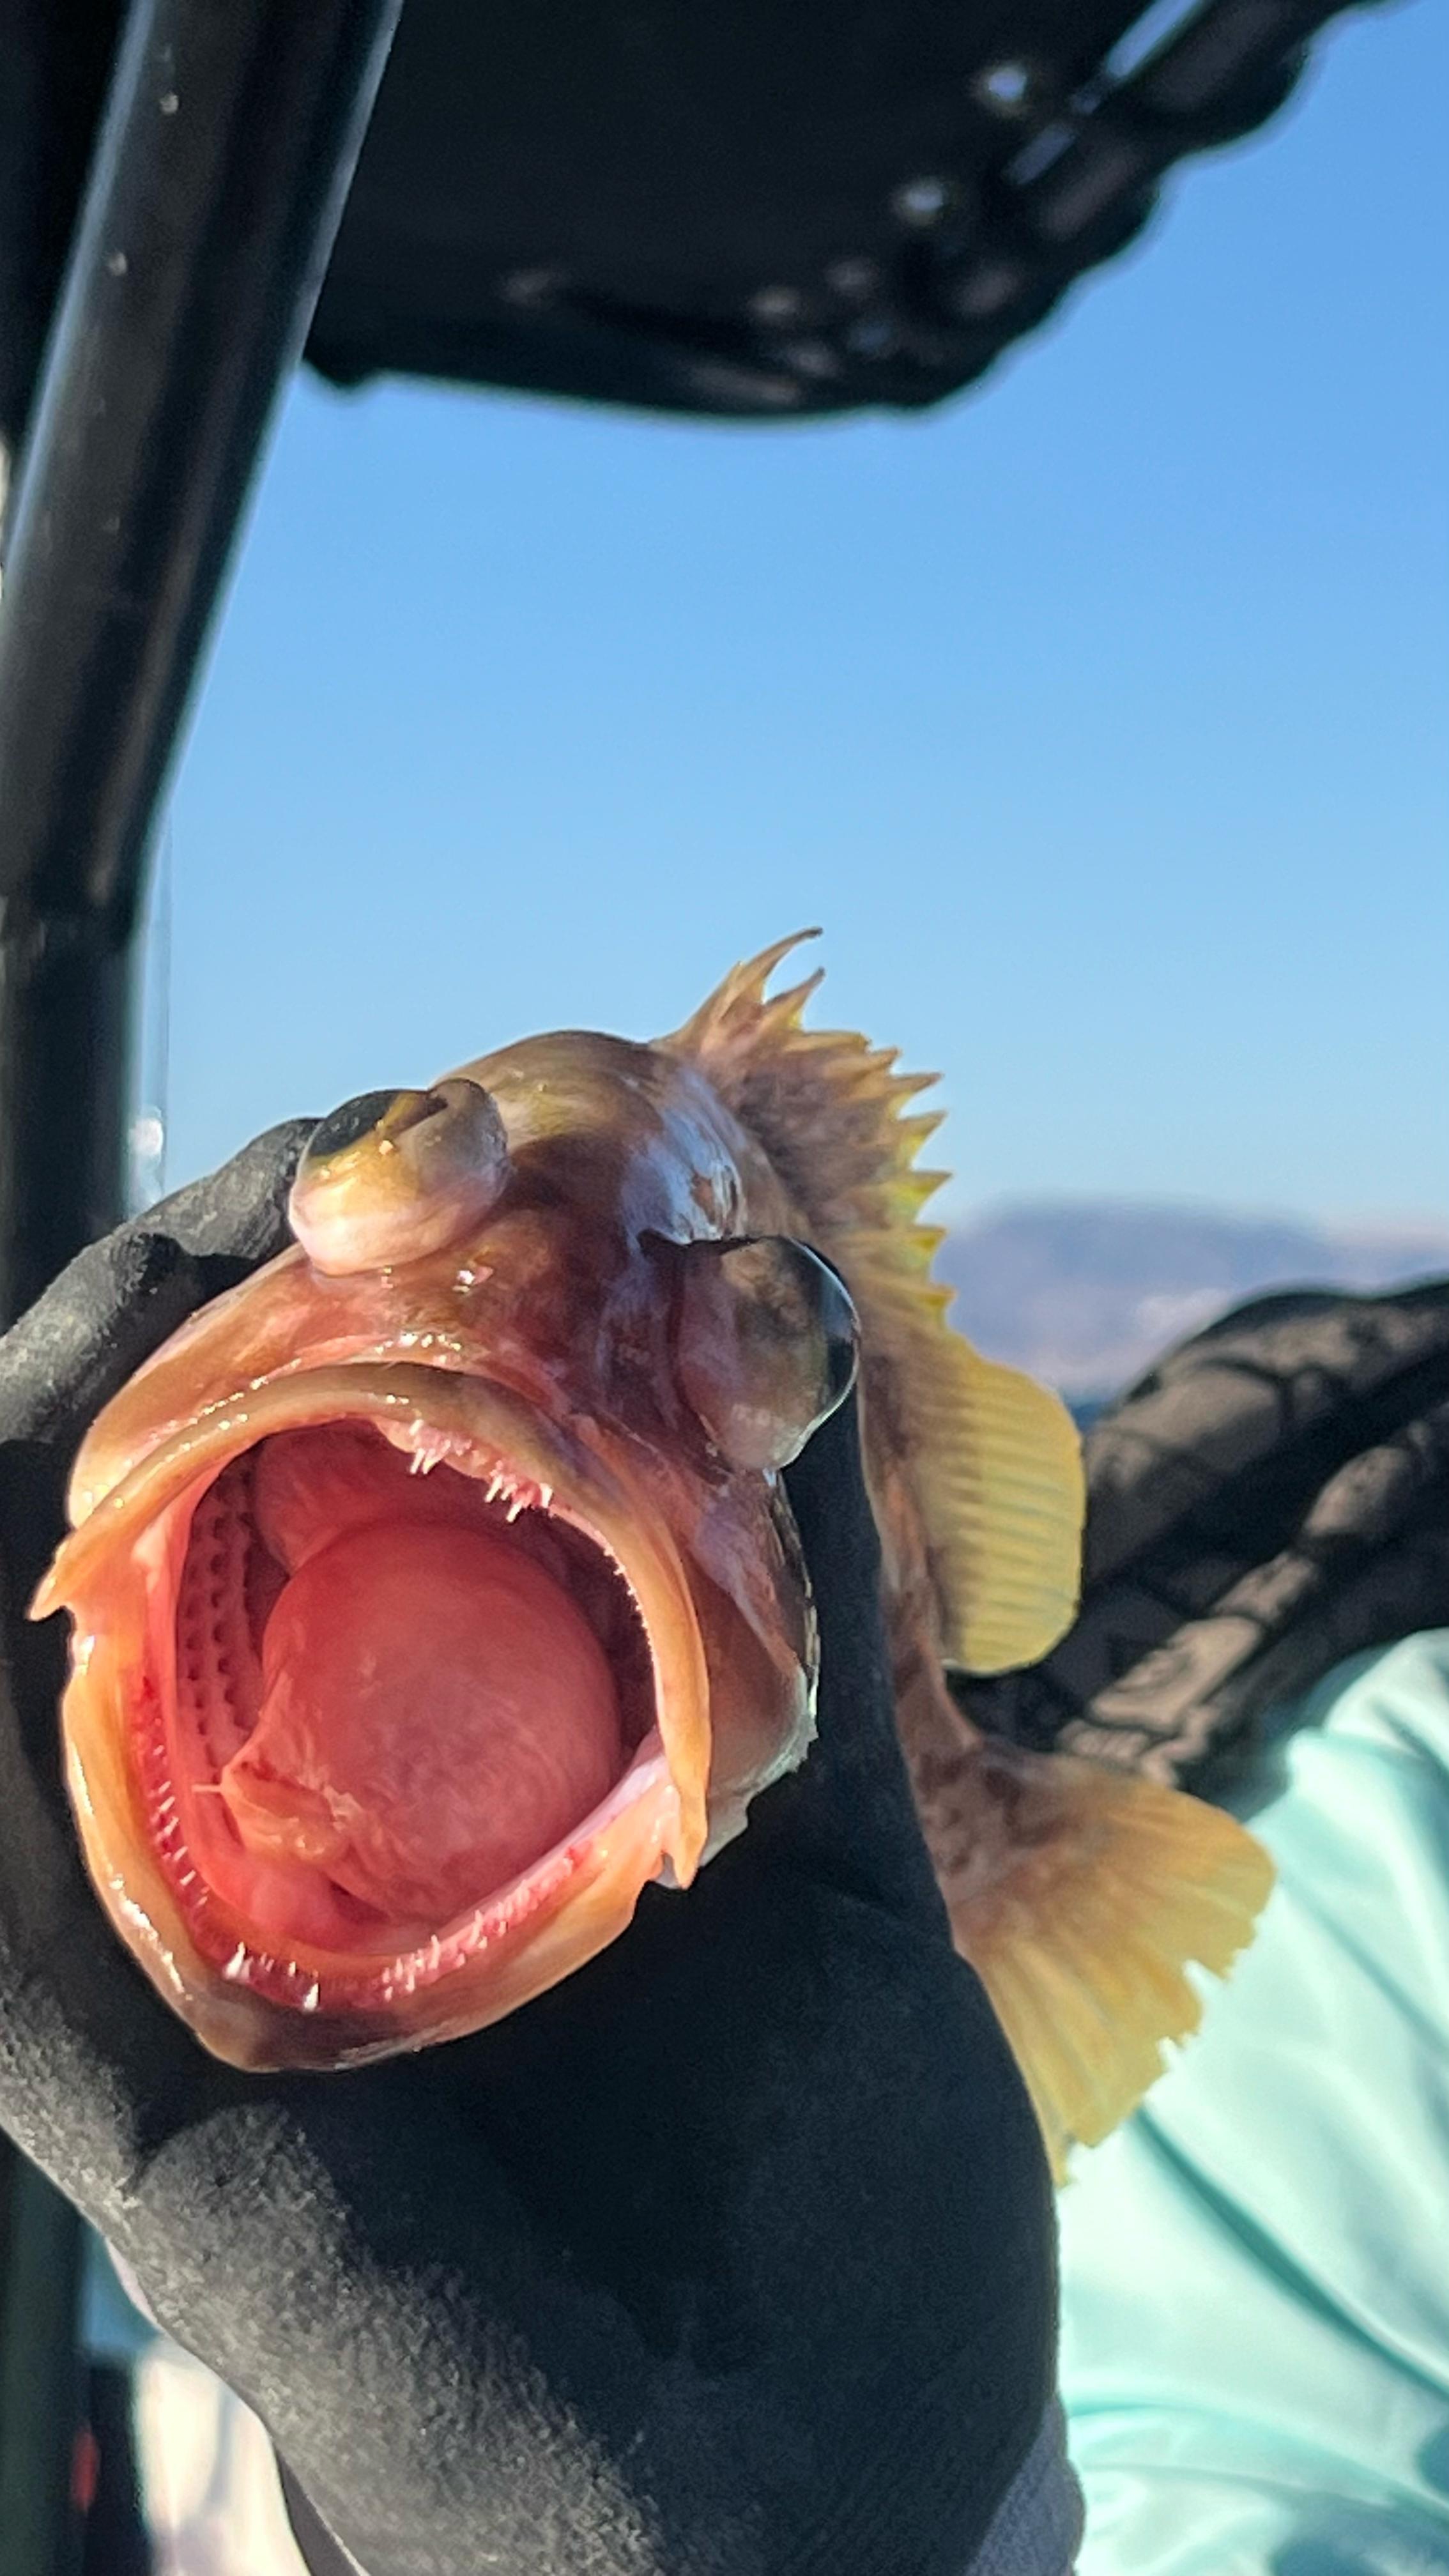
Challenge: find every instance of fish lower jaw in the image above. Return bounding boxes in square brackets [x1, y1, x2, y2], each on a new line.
[126, 1726, 680, 2066]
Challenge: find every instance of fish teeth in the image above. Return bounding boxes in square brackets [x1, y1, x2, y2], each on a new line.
[300, 1981, 321, 2014]
[406, 1418, 457, 1475]
[222, 1943, 249, 1982]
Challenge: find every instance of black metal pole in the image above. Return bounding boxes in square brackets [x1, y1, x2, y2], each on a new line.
[0, 0, 403, 1316]
[0, 0, 402, 2563]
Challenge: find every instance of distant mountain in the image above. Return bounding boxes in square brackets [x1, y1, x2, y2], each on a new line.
[939, 1202, 1449, 1400]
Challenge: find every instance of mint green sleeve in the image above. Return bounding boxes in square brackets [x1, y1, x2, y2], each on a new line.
[1059, 1630, 1449, 2576]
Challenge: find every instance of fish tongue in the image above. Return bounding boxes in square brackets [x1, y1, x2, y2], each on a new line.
[218, 1515, 622, 1926]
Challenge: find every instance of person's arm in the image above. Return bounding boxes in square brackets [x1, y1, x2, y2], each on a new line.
[962, 1280, 1449, 2576]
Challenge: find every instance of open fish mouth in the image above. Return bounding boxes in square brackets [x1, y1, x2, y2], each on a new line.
[36, 1365, 710, 2069]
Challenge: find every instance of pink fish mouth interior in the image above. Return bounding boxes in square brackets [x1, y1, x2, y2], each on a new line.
[146, 1421, 659, 1994]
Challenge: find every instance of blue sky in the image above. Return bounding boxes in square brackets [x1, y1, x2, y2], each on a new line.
[154, 0, 1446, 1227]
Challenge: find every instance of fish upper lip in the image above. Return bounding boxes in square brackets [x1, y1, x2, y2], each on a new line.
[39, 1361, 606, 1610]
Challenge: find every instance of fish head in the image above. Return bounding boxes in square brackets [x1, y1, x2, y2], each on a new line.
[35, 1032, 859, 2069]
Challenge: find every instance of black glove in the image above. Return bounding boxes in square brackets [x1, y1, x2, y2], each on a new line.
[0, 1128, 1065, 2576]
[963, 1281, 1449, 1797]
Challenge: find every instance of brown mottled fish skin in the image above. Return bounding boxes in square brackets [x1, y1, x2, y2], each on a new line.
[37, 937, 1273, 2174]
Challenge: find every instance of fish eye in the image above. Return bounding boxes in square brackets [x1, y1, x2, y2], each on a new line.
[672, 1235, 860, 1471]
[289, 1080, 510, 1275]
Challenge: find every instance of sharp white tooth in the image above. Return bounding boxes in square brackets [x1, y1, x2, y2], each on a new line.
[300, 1981, 321, 2013]
[539, 1483, 553, 1510]
[506, 1494, 525, 1522]
[222, 1943, 249, 1982]
[486, 1472, 503, 1505]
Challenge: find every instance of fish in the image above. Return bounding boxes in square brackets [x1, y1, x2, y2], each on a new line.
[34, 936, 1273, 2174]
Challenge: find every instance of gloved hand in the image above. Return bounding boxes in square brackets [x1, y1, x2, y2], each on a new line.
[0, 1127, 1067, 2576]
[963, 1281, 1449, 1796]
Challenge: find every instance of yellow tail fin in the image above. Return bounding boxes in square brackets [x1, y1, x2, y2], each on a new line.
[937, 1740, 1275, 2181]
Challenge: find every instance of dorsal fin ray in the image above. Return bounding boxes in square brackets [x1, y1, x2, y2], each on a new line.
[664, 934, 1084, 1673]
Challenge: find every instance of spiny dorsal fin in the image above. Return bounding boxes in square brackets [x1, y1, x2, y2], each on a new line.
[666, 935, 1084, 1672]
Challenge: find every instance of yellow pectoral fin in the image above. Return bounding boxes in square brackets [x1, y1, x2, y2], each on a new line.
[932, 1738, 1275, 2182]
[923, 1337, 1086, 1676]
